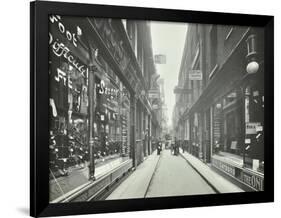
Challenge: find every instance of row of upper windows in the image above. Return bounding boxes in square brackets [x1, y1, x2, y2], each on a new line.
[178, 24, 242, 107]
[182, 24, 245, 83]
[122, 19, 148, 87]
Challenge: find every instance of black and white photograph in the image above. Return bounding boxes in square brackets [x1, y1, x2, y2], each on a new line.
[48, 15, 265, 203]
[1, 0, 280, 217]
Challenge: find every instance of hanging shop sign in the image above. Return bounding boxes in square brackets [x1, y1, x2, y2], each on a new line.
[230, 141, 238, 150]
[189, 70, 202, 80]
[148, 89, 160, 99]
[154, 54, 166, 64]
[246, 122, 261, 134]
[173, 86, 192, 94]
[152, 104, 159, 110]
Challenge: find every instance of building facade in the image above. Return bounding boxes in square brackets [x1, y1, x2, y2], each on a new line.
[174, 23, 264, 191]
[48, 15, 162, 201]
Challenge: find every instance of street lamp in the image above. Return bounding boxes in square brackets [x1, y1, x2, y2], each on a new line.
[246, 34, 259, 74]
[242, 33, 260, 168]
[246, 61, 259, 75]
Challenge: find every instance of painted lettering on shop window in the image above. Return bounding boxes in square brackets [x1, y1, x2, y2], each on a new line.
[212, 159, 236, 177]
[55, 68, 67, 85]
[241, 172, 264, 191]
[49, 33, 88, 78]
[54, 68, 73, 89]
[96, 80, 130, 99]
[97, 80, 117, 96]
[49, 15, 78, 47]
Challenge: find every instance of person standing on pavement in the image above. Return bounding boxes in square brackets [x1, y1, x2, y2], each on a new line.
[173, 137, 177, 155]
[182, 141, 185, 153]
[157, 137, 162, 155]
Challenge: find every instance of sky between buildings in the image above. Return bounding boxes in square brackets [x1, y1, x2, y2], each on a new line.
[150, 21, 188, 127]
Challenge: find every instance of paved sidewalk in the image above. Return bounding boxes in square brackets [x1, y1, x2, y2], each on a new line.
[106, 151, 160, 200]
[50, 156, 129, 201]
[180, 151, 244, 193]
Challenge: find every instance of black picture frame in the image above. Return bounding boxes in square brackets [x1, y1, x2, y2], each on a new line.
[30, 1, 274, 217]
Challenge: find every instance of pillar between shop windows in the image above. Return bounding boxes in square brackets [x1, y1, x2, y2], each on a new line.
[86, 42, 98, 180]
[88, 64, 96, 180]
[240, 84, 248, 168]
[130, 95, 137, 168]
[142, 111, 148, 158]
[148, 115, 151, 155]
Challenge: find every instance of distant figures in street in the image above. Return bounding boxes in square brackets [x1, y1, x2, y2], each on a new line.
[157, 138, 162, 155]
[172, 137, 179, 156]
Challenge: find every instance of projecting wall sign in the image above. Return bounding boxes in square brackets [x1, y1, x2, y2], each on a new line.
[246, 122, 261, 134]
[189, 70, 202, 80]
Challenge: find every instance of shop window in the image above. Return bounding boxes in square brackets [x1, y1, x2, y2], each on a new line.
[94, 76, 131, 158]
[49, 20, 132, 200]
[222, 101, 243, 155]
[244, 83, 264, 172]
[49, 50, 90, 201]
[223, 90, 237, 109]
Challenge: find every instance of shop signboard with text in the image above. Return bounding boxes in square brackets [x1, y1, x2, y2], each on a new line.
[189, 70, 202, 80]
[148, 89, 160, 99]
[212, 157, 264, 191]
[246, 122, 261, 134]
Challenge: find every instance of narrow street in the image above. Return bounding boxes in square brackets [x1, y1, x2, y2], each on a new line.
[48, 16, 264, 202]
[146, 150, 215, 197]
[107, 149, 217, 200]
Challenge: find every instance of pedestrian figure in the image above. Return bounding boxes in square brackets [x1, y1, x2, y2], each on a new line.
[157, 138, 162, 155]
[173, 137, 178, 155]
[170, 142, 174, 154]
